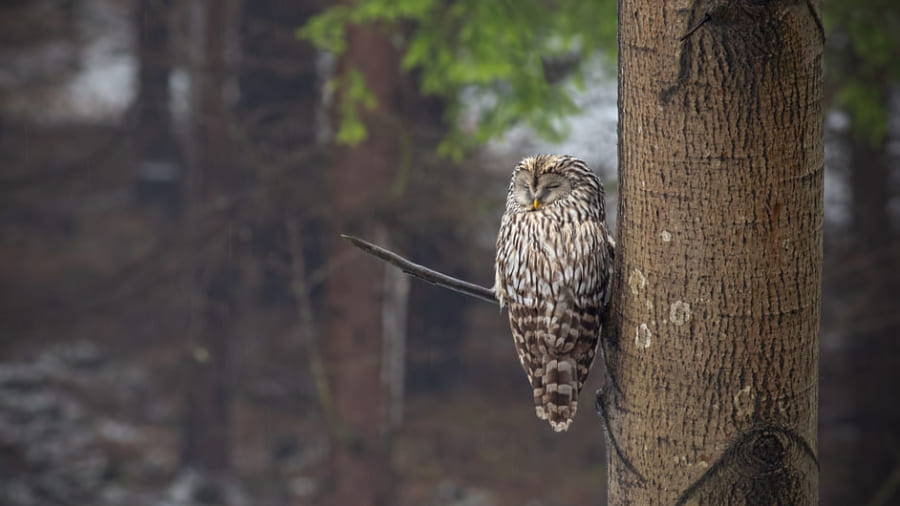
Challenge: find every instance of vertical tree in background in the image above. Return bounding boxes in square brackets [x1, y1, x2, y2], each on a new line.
[821, 4, 900, 502]
[181, 0, 237, 477]
[605, 0, 824, 503]
[239, 0, 321, 152]
[324, 22, 401, 506]
[839, 118, 900, 504]
[134, 0, 182, 213]
[836, 80, 899, 506]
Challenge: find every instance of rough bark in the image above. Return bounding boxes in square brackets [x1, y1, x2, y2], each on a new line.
[323, 22, 401, 506]
[605, 1, 824, 503]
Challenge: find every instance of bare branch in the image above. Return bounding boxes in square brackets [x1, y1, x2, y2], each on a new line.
[340, 234, 498, 305]
[288, 218, 336, 425]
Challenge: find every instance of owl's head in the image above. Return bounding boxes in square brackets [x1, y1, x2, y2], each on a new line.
[508, 154, 583, 212]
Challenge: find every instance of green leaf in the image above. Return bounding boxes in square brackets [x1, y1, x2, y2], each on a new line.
[332, 67, 379, 145]
[296, 6, 351, 53]
[299, 0, 618, 154]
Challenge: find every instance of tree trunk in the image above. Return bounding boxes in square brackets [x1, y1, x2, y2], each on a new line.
[181, 0, 237, 475]
[323, 22, 401, 506]
[134, 0, 182, 213]
[605, 1, 824, 503]
[849, 122, 891, 252]
[843, 132, 900, 504]
[238, 0, 321, 151]
[827, 85, 900, 504]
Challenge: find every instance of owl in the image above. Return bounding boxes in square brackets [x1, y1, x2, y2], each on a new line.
[494, 155, 613, 432]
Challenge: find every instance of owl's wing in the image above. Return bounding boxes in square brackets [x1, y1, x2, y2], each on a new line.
[548, 285, 578, 350]
[493, 215, 514, 308]
[530, 285, 600, 431]
[552, 285, 601, 390]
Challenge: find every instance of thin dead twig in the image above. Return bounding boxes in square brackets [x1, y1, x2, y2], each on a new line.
[340, 234, 498, 305]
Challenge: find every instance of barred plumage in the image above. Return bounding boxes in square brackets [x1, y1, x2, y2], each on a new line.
[494, 155, 613, 432]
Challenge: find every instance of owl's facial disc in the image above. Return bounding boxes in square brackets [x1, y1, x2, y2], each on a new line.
[512, 170, 535, 209]
[512, 171, 572, 211]
[532, 173, 571, 209]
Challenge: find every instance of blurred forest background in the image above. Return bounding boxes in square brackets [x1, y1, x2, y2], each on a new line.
[0, 1, 897, 505]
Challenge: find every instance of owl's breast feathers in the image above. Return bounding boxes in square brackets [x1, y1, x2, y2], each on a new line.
[494, 210, 610, 310]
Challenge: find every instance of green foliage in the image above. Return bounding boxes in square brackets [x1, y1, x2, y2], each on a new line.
[299, 5, 352, 53]
[823, 1, 900, 145]
[333, 67, 378, 144]
[835, 81, 888, 147]
[298, 0, 616, 154]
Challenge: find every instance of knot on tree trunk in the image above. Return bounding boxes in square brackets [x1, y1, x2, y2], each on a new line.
[675, 425, 819, 505]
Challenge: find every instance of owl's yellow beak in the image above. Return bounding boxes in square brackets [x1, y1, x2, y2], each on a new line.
[533, 198, 540, 210]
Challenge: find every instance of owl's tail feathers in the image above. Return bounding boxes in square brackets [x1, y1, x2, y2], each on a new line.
[533, 358, 579, 432]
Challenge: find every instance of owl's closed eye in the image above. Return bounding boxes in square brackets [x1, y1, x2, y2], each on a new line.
[512, 171, 573, 210]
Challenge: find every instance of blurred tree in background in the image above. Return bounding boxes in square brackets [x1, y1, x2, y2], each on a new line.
[0, 0, 896, 505]
[820, 2, 900, 505]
